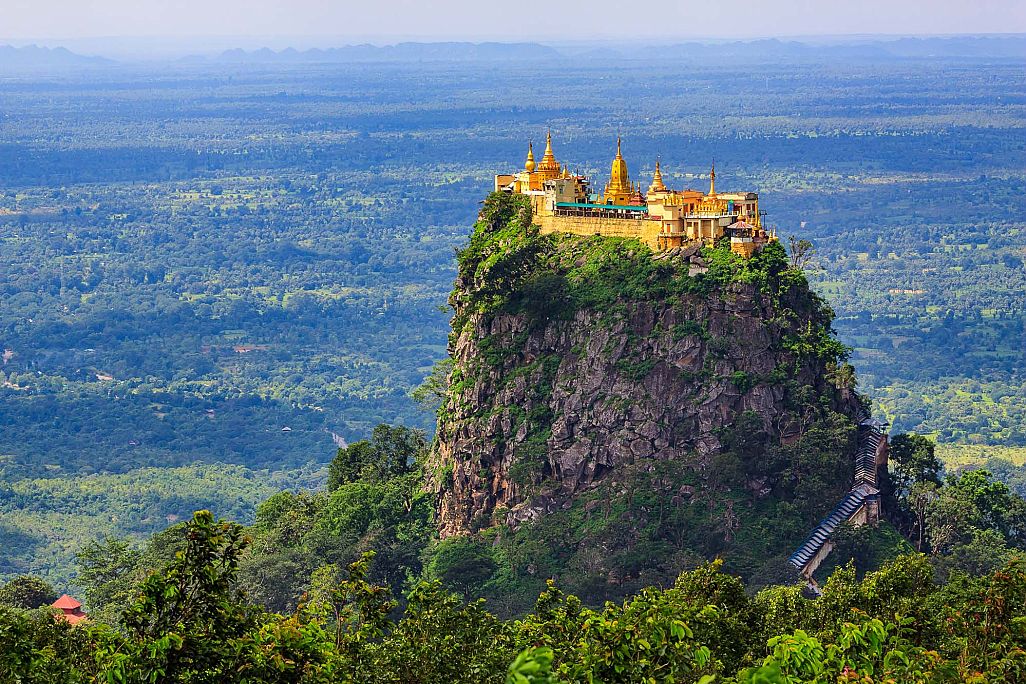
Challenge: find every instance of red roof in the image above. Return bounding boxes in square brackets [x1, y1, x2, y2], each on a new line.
[61, 611, 89, 624]
[52, 594, 81, 610]
[52, 595, 89, 625]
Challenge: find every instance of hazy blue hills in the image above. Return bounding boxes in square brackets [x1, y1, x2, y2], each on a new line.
[211, 36, 1026, 65]
[882, 35, 1026, 58]
[600, 35, 1026, 61]
[0, 44, 110, 69]
[4, 35, 1026, 71]
[215, 42, 563, 63]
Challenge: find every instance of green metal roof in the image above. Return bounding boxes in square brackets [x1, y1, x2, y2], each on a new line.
[555, 202, 648, 212]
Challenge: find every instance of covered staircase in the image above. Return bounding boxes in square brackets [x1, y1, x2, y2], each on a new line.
[787, 411, 888, 582]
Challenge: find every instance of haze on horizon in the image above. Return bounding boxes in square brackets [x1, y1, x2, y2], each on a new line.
[3, 0, 1026, 56]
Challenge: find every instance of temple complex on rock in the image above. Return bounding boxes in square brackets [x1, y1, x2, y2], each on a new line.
[494, 133, 776, 256]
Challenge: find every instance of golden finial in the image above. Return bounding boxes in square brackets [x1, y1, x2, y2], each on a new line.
[524, 141, 536, 172]
[539, 129, 558, 172]
[648, 158, 668, 194]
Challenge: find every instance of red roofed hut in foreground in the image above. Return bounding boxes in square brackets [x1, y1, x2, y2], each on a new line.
[51, 595, 88, 624]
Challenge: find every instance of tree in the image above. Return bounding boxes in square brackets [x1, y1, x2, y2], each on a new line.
[303, 553, 395, 674]
[368, 580, 515, 684]
[327, 424, 427, 491]
[517, 579, 717, 683]
[428, 536, 498, 596]
[75, 537, 142, 621]
[739, 617, 941, 684]
[0, 576, 57, 610]
[671, 560, 758, 673]
[98, 513, 342, 684]
[787, 235, 815, 271]
[942, 528, 1015, 577]
[925, 470, 1026, 577]
[0, 605, 98, 683]
[941, 557, 1026, 681]
[908, 480, 939, 552]
[411, 358, 452, 413]
[97, 510, 257, 682]
[945, 469, 1026, 544]
[827, 362, 857, 392]
[889, 433, 942, 501]
[241, 437, 435, 613]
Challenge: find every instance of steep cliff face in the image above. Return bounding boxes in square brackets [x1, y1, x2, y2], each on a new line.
[429, 193, 863, 589]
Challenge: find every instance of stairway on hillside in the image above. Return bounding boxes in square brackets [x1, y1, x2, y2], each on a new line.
[787, 413, 887, 578]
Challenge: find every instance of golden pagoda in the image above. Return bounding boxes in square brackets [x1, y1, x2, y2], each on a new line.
[604, 137, 634, 205]
[693, 163, 729, 218]
[648, 159, 668, 195]
[524, 142, 536, 172]
[536, 130, 560, 180]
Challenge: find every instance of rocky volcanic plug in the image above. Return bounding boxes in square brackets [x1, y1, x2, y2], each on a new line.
[430, 194, 862, 556]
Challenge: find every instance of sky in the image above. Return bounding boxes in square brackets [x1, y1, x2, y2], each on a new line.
[3, 0, 1026, 52]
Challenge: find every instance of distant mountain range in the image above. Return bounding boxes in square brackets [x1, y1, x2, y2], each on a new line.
[605, 35, 1026, 61]
[213, 42, 562, 63]
[880, 35, 1026, 58]
[207, 36, 1026, 64]
[1, 35, 1025, 70]
[0, 44, 111, 69]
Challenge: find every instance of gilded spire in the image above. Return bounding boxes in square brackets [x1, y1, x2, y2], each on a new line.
[606, 136, 631, 201]
[538, 129, 559, 173]
[524, 141, 536, 172]
[648, 159, 668, 194]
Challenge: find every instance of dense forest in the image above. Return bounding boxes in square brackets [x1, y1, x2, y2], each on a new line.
[3, 424, 1026, 682]
[1, 55, 1025, 585]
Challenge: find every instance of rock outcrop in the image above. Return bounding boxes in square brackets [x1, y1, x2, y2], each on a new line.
[430, 193, 862, 549]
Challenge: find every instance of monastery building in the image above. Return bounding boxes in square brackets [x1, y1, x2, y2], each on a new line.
[494, 133, 775, 257]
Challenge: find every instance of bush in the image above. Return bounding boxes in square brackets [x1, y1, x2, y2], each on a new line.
[428, 536, 498, 595]
[0, 576, 57, 610]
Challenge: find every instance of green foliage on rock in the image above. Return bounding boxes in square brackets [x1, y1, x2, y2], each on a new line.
[453, 194, 834, 343]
